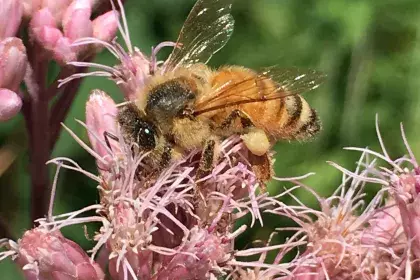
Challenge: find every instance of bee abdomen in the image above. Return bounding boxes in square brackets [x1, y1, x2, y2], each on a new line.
[277, 95, 321, 140]
[293, 107, 321, 140]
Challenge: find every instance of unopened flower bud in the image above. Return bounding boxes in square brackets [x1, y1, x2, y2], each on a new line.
[0, 0, 23, 39]
[53, 36, 77, 65]
[30, 8, 57, 32]
[31, 24, 63, 49]
[63, 0, 93, 42]
[86, 90, 120, 169]
[15, 228, 105, 280]
[42, 0, 72, 24]
[21, 0, 42, 19]
[92, 11, 119, 43]
[0, 88, 22, 121]
[0, 37, 28, 91]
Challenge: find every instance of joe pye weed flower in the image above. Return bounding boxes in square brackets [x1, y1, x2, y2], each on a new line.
[1, 0, 420, 280]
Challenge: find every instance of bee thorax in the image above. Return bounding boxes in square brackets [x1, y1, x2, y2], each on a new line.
[145, 78, 197, 123]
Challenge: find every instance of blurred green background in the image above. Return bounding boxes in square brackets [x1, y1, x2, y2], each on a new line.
[2, 0, 420, 277]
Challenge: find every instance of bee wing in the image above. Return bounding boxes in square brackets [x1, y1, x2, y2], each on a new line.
[193, 67, 326, 115]
[163, 0, 235, 72]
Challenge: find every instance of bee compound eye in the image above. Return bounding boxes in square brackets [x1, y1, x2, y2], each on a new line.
[136, 121, 157, 150]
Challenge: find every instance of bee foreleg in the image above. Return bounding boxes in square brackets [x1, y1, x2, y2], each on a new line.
[159, 142, 173, 168]
[103, 131, 119, 151]
[219, 109, 253, 130]
[196, 137, 220, 180]
[195, 137, 220, 212]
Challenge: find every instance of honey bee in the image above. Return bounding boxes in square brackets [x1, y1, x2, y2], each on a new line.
[116, 0, 325, 182]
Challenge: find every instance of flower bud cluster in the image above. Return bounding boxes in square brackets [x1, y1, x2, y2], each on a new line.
[29, 0, 119, 65]
[0, 1, 26, 121]
[0, 0, 119, 123]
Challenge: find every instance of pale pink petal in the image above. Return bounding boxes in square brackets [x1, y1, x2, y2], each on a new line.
[0, 88, 22, 121]
[53, 36, 77, 65]
[0, 0, 23, 40]
[21, 0, 42, 19]
[85, 89, 120, 169]
[31, 25, 63, 50]
[30, 8, 57, 31]
[92, 11, 119, 43]
[0, 37, 28, 91]
[62, 0, 93, 42]
[42, 0, 73, 24]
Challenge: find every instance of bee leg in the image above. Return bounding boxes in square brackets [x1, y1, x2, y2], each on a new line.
[248, 152, 273, 192]
[103, 131, 119, 151]
[159, 142, 173, 168]
[196, 138, 219, 180]
[194, 138, 223, 224]
[219, 109, 253, 130]
[241, 128, 273, 188]
[218, 110, 273, 189]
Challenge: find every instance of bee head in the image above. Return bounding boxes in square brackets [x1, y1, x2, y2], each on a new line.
[117, 103, 158, 151]
[134, 118, 158, 150]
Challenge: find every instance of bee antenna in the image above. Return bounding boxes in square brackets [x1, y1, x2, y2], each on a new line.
[116, 100, 134, 108]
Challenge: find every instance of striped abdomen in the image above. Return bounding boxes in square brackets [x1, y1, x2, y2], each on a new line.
[205, 66, 321, 141]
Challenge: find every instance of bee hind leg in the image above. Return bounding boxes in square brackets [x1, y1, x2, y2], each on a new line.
[217, 110, 273, 189]
[219, 109, 253, 130]
[248, 153, 273, 193]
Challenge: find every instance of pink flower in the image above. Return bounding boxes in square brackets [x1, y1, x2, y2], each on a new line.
[0, 88, 22, 121]
[0, 37, 28, 91]
[265, 152, 406, 279]
[0, 0, 23, 40]
[14, 228, 105, 280]
[40, 101, 285, 279]
[327, 116, 420, 278]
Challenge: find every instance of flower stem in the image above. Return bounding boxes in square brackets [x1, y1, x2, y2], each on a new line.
[27, 44, 50, 224]
[49, 57, 93, 151]
[0, 216, 13, 240]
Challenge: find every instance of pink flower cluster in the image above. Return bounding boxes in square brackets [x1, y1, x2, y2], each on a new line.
[30, 0, 118, 65]
[4, 92, 420, 279]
